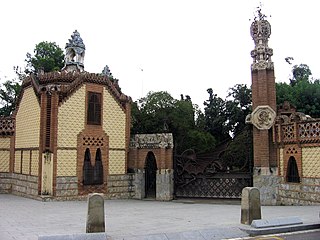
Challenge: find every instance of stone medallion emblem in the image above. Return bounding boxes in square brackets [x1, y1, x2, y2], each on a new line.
[250, 105, 276, 130]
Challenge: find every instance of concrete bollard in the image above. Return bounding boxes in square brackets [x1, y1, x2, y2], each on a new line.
[86, 193, 105, 233]
[241, 187, 261, 225]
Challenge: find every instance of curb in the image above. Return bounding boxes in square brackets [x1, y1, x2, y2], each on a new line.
[240, 223, 320, 236]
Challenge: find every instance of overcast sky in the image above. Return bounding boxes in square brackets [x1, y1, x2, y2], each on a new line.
[1, 0, 320, 108]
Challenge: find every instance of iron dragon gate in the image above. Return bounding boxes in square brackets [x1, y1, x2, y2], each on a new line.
[174, 146, 252, 199]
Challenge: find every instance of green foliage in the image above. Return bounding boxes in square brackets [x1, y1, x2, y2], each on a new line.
[225, 84, 252, 135]
[290, 64, 312, 86]
[276, 63, 320, 117]
[203, 88, 230, 143]
[0, 79, 21, 116]
[25, 41, 65, 74]
[220, 126, 253, 170]
[131, 91, 216, 154]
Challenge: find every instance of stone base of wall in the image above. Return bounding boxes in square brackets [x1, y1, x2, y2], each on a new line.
[1, 173, 135, 201]
[253, 167, 280, 205]
[11, 173, 39, 198]
[133, 169, 145, 199]
[107, 174, 134, 199]
[0, 172, 12, 193]
[278, 177, 320, 205]
[156, 169, 173, 201]
[55, 176, 78, 199]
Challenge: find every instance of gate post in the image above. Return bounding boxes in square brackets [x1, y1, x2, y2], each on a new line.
[133, 168, 145, 199]
[156, 169, 174, 201]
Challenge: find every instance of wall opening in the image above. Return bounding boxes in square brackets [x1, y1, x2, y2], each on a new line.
[93, 148, 103, 185]
[286, 156, 300, 183]
[144, 151, 157, 198]
[83, 148, 93, 185]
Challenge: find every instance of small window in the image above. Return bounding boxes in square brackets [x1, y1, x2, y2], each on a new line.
[87, 92, 101, 125]
[286, 156, 300, 183]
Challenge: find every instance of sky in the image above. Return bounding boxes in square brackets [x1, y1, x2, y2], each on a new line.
[1, 0, 320, 108]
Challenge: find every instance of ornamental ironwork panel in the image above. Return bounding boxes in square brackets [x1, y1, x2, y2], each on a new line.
[175, 174, 252, 198]
[174, 147, 252, 199]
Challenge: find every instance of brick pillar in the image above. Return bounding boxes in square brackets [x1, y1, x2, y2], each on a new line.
[250, 11, 280, 205]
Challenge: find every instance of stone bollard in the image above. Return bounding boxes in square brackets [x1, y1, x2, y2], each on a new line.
[241, 187, 261, 225]
[86, 193, 105, 233]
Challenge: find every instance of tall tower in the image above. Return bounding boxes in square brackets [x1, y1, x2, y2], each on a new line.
[248, 10, 279, 205]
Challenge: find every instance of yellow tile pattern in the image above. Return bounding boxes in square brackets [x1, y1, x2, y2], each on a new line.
[57, 149, 77, 176]
[57, 86, 85, 148]
[103, 89, 126, 149]
[0, 137, 10, 148]
[22, 151, 30, 174]
[109, 150, 126, 174]
[15, 87, 40, 148]
[14, 152, 21, 173]
[31, 150, 39, 176]
[0, 151, 10, 172]
[279, 148, 284, 176]
[302, 147, 320, 178]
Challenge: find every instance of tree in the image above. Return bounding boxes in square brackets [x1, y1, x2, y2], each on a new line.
[225, 84, 252, 135]
[0, 79, 21, 116]
[25, 41, 65, 74]
[203, 88, 230, 143]
[220, 125, 253, 171]
[276, 63, 320, 117]
[290, 64, 312, 86]
[0, 41, 64, 116]
[131, 91, 216, 154]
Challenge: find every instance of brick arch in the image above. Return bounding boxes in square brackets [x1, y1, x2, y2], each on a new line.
[128, 148, 173, 171]
[283, 145, 302, 180]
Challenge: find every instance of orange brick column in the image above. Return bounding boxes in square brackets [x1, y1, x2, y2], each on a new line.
[249, 10, 280, 205]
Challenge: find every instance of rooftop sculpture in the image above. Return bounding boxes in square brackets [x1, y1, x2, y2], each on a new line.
[250, 8, 273, 71]
[63, 30, 86, 72]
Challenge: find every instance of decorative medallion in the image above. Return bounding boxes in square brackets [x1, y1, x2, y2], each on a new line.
[251, 105, 276, 130]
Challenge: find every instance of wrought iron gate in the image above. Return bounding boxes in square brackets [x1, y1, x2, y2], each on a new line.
[174, 148, 252, 199]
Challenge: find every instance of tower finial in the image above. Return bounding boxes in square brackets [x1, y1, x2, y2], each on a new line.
[250, 7, 273, 71]
[62, 30, 86, 72]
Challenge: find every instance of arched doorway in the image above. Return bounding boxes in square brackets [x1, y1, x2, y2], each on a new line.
[144, 152, 157, 198]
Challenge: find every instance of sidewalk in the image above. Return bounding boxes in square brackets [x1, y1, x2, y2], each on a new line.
[0, 194, 319, 240]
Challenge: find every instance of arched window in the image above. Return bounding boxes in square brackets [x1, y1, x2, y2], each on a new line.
[93, 148, 103, 185]
[87, 92, 101, 125]
[286, 156, 300, 183]
[83, 148, 93, 185]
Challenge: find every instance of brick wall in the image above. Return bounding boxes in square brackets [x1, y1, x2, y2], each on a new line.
[128, 148, 173, 170]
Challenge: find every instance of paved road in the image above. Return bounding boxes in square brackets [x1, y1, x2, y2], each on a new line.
[0, 194, 319, 240]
